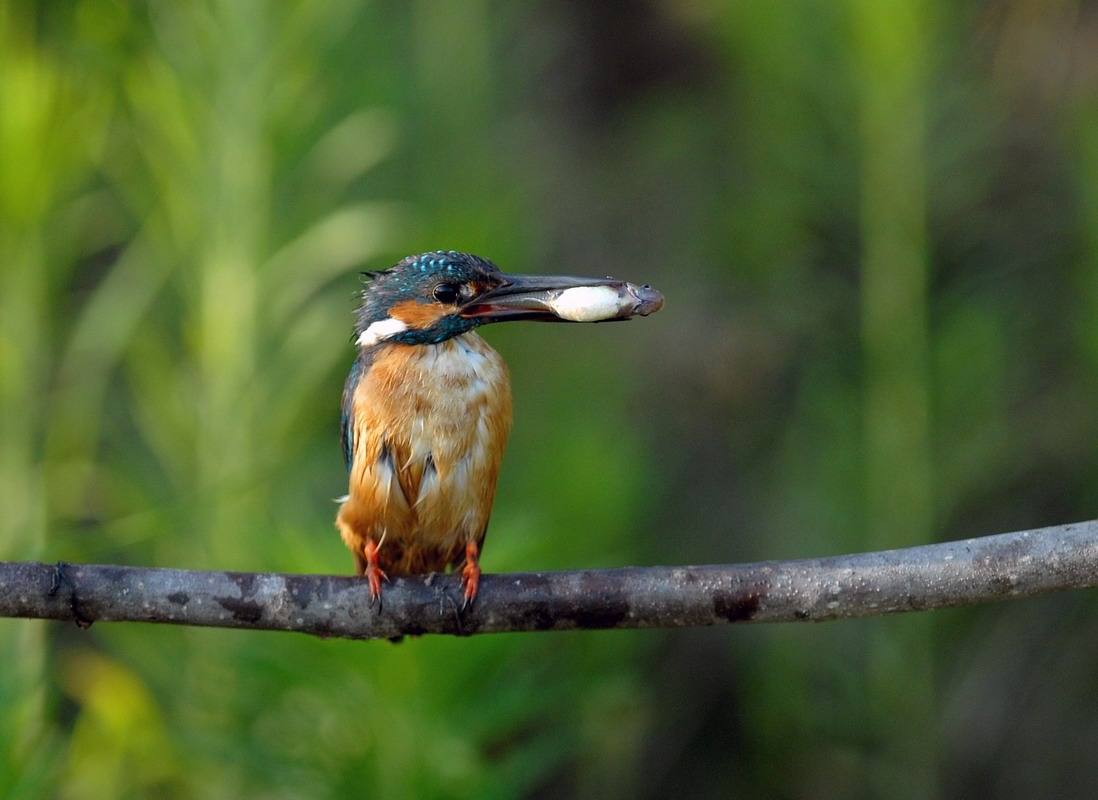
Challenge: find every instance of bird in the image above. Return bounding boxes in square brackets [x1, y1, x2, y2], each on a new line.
[336, 251, 663, 609]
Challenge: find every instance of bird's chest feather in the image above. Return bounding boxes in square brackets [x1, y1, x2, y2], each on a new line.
[339, 333, 512, 561]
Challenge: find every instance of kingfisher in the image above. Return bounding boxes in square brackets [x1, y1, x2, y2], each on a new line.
[337, 251, 663, 608]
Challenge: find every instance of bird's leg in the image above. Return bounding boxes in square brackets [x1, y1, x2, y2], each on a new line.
[460, 540, 480, 609]
[362, 537, 389, 607]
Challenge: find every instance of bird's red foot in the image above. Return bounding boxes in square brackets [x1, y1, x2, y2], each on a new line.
[460, 540, 480, 609]
[363, 538, 389, 606]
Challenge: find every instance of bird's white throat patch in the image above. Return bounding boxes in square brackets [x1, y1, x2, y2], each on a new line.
[357, 316, 409, 348]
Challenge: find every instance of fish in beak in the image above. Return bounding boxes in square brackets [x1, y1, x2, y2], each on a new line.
[460, 273, 664, 324]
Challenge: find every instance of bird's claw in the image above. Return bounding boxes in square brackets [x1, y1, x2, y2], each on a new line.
[363, 539, 389, 610]
[460, 541, 480, 610]
[460, 565, 479, 610]
[366, 563, 389, 608]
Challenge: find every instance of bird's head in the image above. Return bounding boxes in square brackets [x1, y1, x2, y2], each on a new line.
[353, 251, 663, 349]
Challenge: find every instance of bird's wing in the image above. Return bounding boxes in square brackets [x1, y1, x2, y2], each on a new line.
[342, 347, 423, 509]
[341, 352, 373, 473]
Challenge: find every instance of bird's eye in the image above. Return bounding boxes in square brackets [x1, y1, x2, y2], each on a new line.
[433, 283, 460, 304]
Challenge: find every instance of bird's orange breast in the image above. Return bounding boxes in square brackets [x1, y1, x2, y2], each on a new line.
[336, 332, 512, 575]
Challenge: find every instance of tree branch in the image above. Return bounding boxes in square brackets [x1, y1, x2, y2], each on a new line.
[2, 520, 1097, 640]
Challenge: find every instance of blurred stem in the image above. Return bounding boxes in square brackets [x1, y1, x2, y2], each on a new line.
[851, 0, 936, 796]
[854, 7, 933, 546]
[0, 228, 51, 798]
[0, 6, 51, 559]
[411, 0, 512, 248]
[192, 2, 269, 561]
[45, 236, 173, 516]
[1074, 103, 1098, 401]
[0, 234, 47, 557]
[0, 4, 66, 791]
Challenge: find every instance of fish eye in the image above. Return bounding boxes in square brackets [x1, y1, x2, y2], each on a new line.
[433, 283, 460, 304]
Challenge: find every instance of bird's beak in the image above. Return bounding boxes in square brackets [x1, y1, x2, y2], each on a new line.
[460, 273, 664, 324]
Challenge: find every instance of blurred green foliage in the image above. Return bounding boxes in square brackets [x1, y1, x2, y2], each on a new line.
[2, 1, 1098, 797]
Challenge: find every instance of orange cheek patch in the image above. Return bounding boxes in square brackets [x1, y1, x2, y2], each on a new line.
[469, 280, 494, 298]
[389, 299, 448, 328]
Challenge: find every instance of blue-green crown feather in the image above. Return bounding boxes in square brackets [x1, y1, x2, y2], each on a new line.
[352, 250, 501, 346]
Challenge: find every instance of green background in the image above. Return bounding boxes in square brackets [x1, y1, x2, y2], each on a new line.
[3, 1, 1098, 797]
